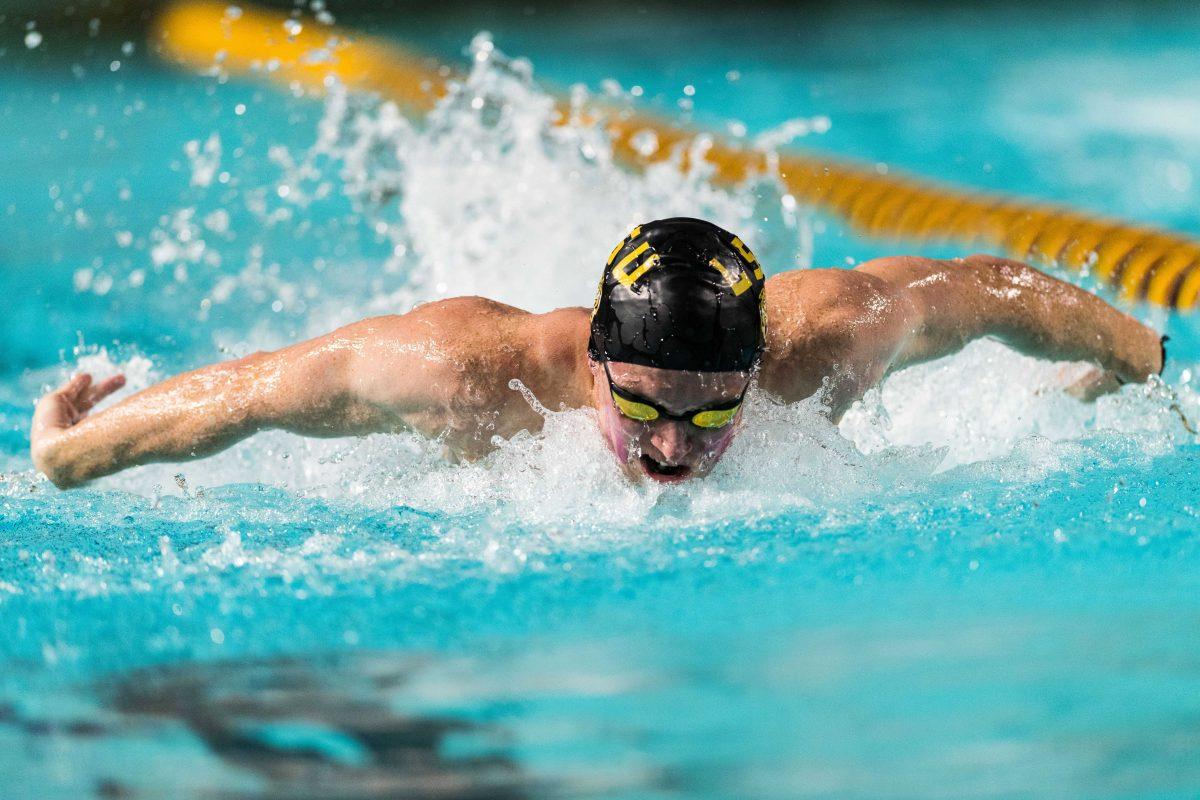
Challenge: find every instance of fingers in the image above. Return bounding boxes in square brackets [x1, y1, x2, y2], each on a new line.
[48, 371, 126, 416]
[85, 374, 126, 406]
[60, 372, 92, 400]
[32, 378, 79, 435]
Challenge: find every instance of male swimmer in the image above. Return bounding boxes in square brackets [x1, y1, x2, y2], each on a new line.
[31, 218, 1165, 488]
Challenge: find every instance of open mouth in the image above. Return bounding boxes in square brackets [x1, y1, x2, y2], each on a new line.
[639, 454, 692, 482]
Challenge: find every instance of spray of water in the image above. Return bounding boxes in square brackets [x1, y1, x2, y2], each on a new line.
[7, 37, 1198, 599]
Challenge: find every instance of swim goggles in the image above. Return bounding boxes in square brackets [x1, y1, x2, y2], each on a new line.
[603, 360, 746, 429]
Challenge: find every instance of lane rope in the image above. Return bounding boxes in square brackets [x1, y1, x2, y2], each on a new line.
[152, 0, 1200, 311]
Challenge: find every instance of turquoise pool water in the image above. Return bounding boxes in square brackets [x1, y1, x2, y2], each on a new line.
[2, 2, 1200, 797]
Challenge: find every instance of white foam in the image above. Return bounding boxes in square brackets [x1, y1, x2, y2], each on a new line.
[19, 38, 1195, 536]
[287, 36, 793, 315]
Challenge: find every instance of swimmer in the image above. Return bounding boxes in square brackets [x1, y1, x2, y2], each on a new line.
[31, 218, 1166, 488]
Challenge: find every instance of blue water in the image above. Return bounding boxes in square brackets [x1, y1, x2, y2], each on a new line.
[2, 2, 1200, 797]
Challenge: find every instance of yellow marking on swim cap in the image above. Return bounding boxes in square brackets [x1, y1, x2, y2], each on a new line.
[709, 257, 752, 296]
[611, 391, 659, 422]
[607, 241, 624, 267]
[590, 274, 605, 318]
[759, 290, 768, 342]
[613, 242, 649, 280]
[624, 253, 660, 285]
[730, 237, 764, 280]
[607, 225, 644, 267]
[613, 243, 660, 287]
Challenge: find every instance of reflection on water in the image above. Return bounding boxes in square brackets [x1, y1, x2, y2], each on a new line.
[1, 651, 671, 799]
[108, 654, 531, 799]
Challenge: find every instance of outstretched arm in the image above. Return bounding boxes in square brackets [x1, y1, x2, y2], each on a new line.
[31, 324, 396, 489]
[29, 300, 514, 489]
[857, 254, 1165, 381]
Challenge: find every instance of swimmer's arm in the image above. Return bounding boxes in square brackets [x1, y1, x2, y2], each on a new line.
[857, 254, 1165, 381]
[29, 316, 451, 489]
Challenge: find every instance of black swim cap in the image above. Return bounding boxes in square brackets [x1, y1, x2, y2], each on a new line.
[588, 218, 766, 372]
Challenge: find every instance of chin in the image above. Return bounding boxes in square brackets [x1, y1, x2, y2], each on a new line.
[637, 454, 697, 483]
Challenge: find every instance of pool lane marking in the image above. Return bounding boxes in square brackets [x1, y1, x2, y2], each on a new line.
[152, 0, 1200, 312]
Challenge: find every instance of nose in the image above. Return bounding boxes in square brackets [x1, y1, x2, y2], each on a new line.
[649, 421, 693, 464]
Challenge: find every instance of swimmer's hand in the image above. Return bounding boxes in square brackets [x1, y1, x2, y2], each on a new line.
[26, 299, 537, 489]
[31, 372, 126, 487]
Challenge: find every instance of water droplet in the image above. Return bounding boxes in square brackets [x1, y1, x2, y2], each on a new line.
[630, 129, 658, 157]
[24, 31, 42, 49]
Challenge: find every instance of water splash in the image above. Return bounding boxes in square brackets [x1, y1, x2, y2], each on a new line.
[7, 36, 1197, 596]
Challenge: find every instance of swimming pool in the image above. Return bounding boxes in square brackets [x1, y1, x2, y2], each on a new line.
[2, 1, 1199, 796]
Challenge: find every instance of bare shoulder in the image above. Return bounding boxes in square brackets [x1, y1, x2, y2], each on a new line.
[344, 298, 591, 442]
[398, 297, 589, 379]
[357, 295, 528, 345]
[759, 268, 918, 406]
[763, 267, 914, 351]
[329, 296, 526, 376]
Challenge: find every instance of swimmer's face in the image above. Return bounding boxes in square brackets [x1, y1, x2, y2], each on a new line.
[589, 359, 750, 483]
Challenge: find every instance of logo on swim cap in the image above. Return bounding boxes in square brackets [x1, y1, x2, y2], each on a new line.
[588, 217, 766, 372]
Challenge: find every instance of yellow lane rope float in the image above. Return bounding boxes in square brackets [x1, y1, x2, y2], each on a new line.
[153, 0, 1200, 311]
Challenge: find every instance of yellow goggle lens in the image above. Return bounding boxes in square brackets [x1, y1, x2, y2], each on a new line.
[690, 406, 740, 429]
[611, 392, 660, 422]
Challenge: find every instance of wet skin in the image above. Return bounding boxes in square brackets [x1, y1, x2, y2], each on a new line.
[31, 255, 1165, 489]
[587, 360, 749, 483]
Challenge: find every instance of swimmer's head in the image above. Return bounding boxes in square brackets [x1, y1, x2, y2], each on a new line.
[587, 218, 766, 482]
